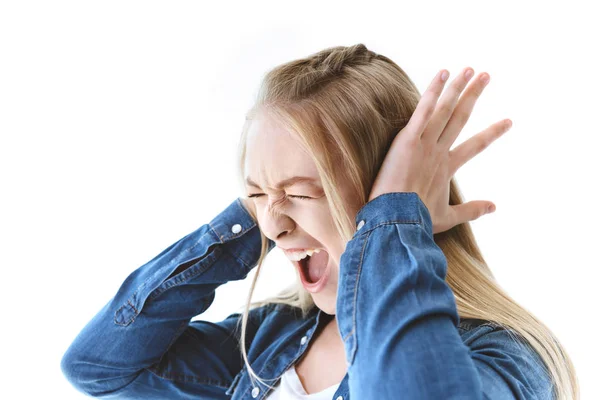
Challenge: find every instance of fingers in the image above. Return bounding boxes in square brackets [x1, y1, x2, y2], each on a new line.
[451, 200, 496, 227]
[421, 67, 475, 144]
[448, 119, 512, 175]
[438, 72, 491, 149]
[404, 70, 449, 139]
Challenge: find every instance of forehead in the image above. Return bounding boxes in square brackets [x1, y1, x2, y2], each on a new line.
[244, 113, 320, 190]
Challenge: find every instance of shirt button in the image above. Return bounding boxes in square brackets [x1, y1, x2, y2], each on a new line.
[356, 220, 365, 231]
[336, 396, 344, 400]
[300, 335, 308, 345]
[231, 224, 242, 234]
[251, 386, 259, 397]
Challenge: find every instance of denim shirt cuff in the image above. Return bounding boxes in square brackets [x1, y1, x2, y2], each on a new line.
[209, 197, 276, 271]
[352, 192, 433, 239]
[114, 197, 274, 327]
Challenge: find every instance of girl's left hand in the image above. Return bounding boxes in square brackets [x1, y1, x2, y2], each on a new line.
[367, 67, 513, 235]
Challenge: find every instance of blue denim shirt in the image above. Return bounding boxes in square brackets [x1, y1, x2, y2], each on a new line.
[61, 192, 554, 399]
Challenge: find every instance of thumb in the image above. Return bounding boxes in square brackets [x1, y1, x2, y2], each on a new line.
[452, 200, 495, 224]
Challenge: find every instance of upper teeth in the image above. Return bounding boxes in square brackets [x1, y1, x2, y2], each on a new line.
[285, 248, 321, 261]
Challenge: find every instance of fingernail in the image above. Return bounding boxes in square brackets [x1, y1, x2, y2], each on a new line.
[487, 204, 496, 213]
[464, 68, 474, 80]
[441, 70, 449, 81]
[480, 73, 490, 85]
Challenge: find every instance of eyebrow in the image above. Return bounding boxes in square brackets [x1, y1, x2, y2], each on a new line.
[245, 175, 320, 190]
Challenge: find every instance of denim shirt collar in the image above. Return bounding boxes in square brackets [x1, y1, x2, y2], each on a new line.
[226, 307, 350, 399]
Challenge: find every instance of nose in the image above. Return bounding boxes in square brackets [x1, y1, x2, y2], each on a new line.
[258, 196, 295, 241]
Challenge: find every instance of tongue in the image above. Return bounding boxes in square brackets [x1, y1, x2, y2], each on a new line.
[306, 250, 329, 282]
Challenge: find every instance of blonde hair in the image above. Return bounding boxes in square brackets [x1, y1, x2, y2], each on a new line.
[233, 43, 578, 399]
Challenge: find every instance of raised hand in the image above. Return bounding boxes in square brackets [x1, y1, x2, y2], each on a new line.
[367, 67, 512, 234]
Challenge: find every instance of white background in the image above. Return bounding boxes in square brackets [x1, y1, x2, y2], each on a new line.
[1, 1, 597, 398]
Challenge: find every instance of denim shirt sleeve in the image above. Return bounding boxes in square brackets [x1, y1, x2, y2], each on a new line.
[60, 197, 275, 399]
[335, 192, 553, 399]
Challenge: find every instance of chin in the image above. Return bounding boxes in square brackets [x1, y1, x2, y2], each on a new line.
[312, 295, 336, 315]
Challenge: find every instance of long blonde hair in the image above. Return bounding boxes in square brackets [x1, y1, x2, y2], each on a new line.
[233, 43, 578, 399]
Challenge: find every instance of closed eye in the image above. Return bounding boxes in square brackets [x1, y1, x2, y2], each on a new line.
[247, 194, 312, 200]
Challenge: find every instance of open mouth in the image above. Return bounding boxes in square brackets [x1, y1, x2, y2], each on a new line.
[296, 250, 330, 285]
[298, 256, 315, 283]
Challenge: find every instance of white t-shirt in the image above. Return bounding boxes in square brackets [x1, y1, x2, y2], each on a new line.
[264, 365, 341, 399]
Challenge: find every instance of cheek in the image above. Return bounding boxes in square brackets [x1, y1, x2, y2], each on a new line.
[330, 262, 339, 281]
[290, 204, 333, 230]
